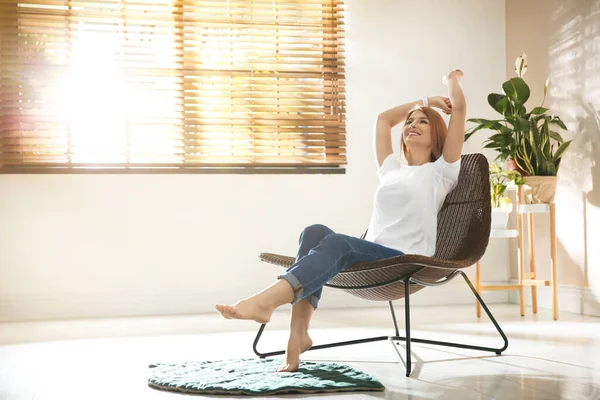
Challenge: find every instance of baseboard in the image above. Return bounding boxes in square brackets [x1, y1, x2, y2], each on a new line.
[0, 280, 509, 322]
[507, 281, 600, 318]
[0, 289, 236, 323]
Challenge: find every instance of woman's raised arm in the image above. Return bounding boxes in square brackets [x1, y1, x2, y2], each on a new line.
[442, 69, 467, 163]
[374, 99, 423, 167]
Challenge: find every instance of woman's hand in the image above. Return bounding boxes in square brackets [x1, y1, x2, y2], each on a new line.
[443, 69, 464, 85]
[428, 96, 452, 115]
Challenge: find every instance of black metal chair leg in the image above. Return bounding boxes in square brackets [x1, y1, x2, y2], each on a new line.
[253, 323, 389, 358]
[388, 301, 400, 337]
[253, 324, 272, 358]
[458, 270, 509, 354]
[392, 272, 509, 355]
[252, 269, 509, 377]
[404, 278, 412, 376]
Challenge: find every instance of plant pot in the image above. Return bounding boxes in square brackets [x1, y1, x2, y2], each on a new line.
[506, 159, 518, 171]
[506, 158, 529, 176]
[522, 176, 558, 203]
[491, 204, 513, 229]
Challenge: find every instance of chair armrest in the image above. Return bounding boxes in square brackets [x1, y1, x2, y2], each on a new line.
[259, 252, 295, 268]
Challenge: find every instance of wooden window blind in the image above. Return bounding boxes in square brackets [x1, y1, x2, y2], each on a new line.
[0, 0, 346, 173]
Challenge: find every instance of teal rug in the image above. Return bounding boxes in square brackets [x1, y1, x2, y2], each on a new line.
[148, 358, 385, 395]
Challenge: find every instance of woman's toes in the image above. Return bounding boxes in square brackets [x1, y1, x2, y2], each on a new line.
[277, 362, 299, 373]
[215, 304, 232, 319]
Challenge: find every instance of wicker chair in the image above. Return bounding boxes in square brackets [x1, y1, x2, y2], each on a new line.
[253, 153, 508, 377]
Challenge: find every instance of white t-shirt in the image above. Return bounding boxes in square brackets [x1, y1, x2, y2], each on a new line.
[364, 153, 461, 256]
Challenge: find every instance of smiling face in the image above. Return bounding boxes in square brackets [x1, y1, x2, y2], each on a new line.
[401, 106, 448, 162]
[403, 110, 433, 150]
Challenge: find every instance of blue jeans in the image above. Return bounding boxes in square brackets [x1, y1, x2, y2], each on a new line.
[278, 224, 405, 309]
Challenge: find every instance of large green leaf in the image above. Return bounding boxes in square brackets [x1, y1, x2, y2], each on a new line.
[550, 116, 567, 130]
[529, 121, 542, 153]
[483, 142, 500, 149]
[538, 142, 552, 174]
[523, 133, 533, 154]
[488, 132, 512, 147]
[469, 119, 503, 131]
[488, 93, 510, 115]
[553, 140, 573, 162]
[515, 144, 534, 175]
[530, 107, 549, 115]
[516, 104, 527, 118]
[540, 162, 557, 176]
[502, 77, 531, 105]
[543, 134, 551, 156]
[512, 117, 530, 133]
[549, 131, 564, 142]
[465, 119, 503, 141]
[542, 119, 551, 152]
[523, 135, 537, 175]
[536, 146, 544, 174]
[467, 118, 497, 125]
[464, 130, 477, 142]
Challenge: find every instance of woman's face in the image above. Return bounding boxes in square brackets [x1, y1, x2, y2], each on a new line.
[403, 110, 432, 150]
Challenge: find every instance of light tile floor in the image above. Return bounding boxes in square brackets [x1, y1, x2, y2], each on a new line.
[1, 304, 599, 400]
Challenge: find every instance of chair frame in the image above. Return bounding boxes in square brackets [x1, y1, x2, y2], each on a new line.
[252, 154, 508, 377]
[252, 265, 508, 377]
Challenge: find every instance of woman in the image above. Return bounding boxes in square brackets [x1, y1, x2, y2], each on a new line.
[216, 69, 466, 372]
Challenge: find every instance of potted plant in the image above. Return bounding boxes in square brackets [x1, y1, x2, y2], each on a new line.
[465, 53, 572, 203]
[489, 163, 523, 229]
[465, 53, 571, 174]
[514, 116, 572, 203]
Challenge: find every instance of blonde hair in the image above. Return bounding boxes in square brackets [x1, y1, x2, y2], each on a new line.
[401, 106, 448, 162]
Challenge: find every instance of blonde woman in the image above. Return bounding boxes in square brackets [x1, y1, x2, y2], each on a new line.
[216, 69, 466, 372]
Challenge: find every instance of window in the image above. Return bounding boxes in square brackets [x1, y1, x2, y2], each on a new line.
[0, 0, 346, 173]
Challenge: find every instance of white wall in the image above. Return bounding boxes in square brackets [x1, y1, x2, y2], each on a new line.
[506, 0, 600, 317]
[0, 0, 507, 322]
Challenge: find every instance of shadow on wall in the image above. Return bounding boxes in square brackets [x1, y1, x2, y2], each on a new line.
[566, 99, 600, 206]
[547, 0, 600, 306]
[578, 102, 600, 207]
[579, 101, 600, 309]
[565, 100, 600, 295]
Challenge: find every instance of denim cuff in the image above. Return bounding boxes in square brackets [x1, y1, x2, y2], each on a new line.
[309, 294, 319, 310]
[277, 272, 304, 303]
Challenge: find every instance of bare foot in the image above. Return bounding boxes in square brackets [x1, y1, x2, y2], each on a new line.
[215, 298, 273, 324]
[277, 332, 313, 372]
